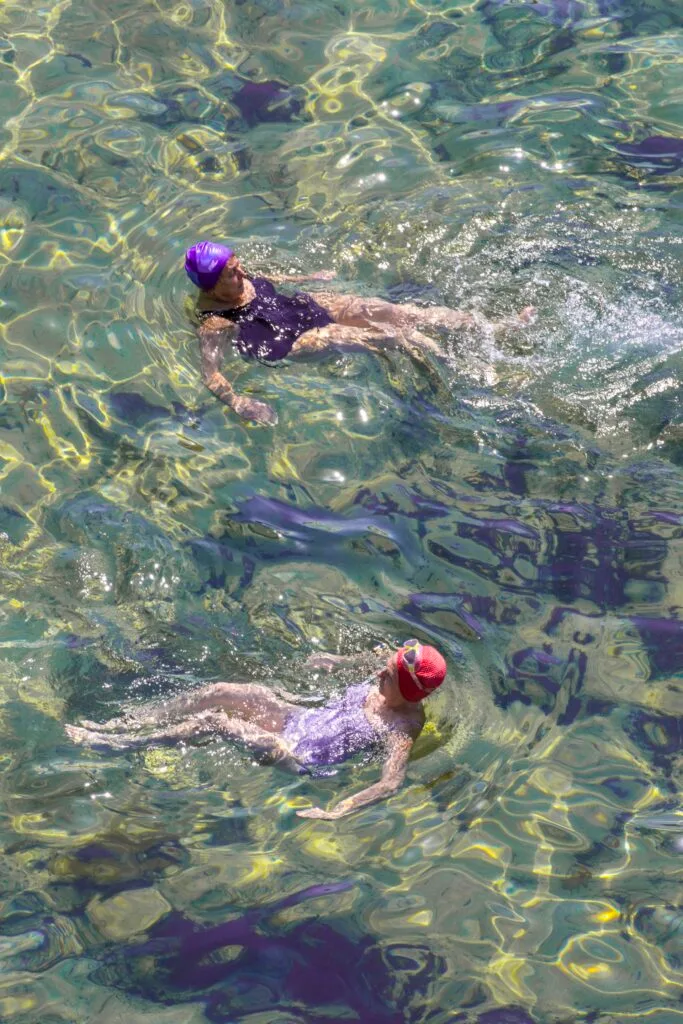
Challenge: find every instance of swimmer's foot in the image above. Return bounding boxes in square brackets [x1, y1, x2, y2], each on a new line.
[403, 328, 442, 357]
[490, 305, 537, 341]
[499, 306, 536, 330]
[66, 724, 141, 751]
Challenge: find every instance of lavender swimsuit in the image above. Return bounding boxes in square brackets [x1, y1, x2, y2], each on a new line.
[283, 681, 382, 767]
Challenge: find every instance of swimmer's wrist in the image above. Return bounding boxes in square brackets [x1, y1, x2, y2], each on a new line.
[207, 371, 234, 403]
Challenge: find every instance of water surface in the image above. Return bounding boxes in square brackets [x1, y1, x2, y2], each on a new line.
[0, 0, 682, 1021]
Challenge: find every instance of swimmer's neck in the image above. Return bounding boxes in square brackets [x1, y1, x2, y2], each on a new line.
[370, 686, 423, 719]
[203, 276, 255, 309]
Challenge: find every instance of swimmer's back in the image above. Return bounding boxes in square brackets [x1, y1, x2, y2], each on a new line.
[282, 681, 380, 766]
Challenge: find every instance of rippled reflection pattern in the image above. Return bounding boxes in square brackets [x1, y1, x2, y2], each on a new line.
[0, 0, 682, 1021]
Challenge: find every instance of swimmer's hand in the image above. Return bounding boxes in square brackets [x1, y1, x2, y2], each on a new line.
[304, 653, 347, 672]
[297, 806, 342, 820]
[297, 732, 413, 821]
[231, 394, 278, 426]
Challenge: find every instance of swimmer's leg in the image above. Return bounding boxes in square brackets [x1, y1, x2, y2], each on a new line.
[290, 323, 441, 360]
[315, 291, 535, 339]
[315, 292, 463, 337]
[67, 711, 305, 771]
[417, 303, 536, 338]
[290, 324, 392, 358]
[80, 683, 296, 735]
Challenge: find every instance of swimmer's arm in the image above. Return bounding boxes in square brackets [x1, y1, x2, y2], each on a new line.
[304, 644, 388, 674]
[268, 270, 336, 284]
[198, 317, 277, 426]
[297, 730, 414, 820]
[304, 653, 363, 673]
[199, 317, 235, 403]
[271, 685, 321, 706]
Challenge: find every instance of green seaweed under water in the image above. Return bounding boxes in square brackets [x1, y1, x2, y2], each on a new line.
[0, 0, 681, 1021]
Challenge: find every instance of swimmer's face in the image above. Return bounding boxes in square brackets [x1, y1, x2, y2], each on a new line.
[212, 255, 246, 302]
[378, 652, 404, 707]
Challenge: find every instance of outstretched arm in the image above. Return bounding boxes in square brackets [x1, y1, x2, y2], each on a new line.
[198, 317, 277, 425]
[268, 270, 336, 284]
[304, 644, 388, 674]
[297, 728, 414, 820]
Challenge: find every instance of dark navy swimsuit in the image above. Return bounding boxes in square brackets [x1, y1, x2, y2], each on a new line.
[198, 276, 333, 363]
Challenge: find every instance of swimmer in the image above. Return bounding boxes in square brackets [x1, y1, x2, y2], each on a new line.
[66, 640, 447, 820]
[186, 241, 535, 425]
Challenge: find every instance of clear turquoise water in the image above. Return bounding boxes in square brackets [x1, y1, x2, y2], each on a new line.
[0, 0, 682, 1021]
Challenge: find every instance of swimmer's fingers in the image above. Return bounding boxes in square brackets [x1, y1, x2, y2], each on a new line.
[296, 806, 341, 820]
[77, 714, 134, 733]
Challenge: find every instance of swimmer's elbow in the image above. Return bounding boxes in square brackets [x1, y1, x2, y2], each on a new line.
[377, 772, 404, 797]
[377, 783, 399, 801]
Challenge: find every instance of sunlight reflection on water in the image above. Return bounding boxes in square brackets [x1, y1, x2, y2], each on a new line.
[0, 0, 682, 1021]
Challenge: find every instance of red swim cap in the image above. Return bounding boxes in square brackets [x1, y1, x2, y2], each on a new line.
[396, 643, 447, 702]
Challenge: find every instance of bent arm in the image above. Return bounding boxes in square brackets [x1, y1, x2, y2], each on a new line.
[297, 729, 414, 820]
[271, 684, 320, 706]
[198, 316, 277, 425]
[198, 317, 236, 405]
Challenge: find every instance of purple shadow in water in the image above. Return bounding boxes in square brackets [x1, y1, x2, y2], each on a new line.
[119, 880, 354, 963]
[232, 79, 303, 126]
[483, 0, 624, 25]
[435, 90, 601, 126]
[478, 1008, 538, 1024]
[626, 710, 682, 771]
[649, 511, 683, 526]
[187, 538, 235, 590]
[499, 644, 587, 719]
[614, 135, 683, 173]
[231, 494, 422, 566]
[406, 592, 489, 639]
[109, 392, 169, 425]
[480, 0, 588, 27]
[103, 879, 442, 1023]
[631, 616, 683, 675]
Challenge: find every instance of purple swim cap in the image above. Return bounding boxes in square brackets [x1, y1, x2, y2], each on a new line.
[185, 240, 234, 291]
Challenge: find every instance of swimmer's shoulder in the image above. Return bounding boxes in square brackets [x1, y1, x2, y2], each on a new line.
[366, 693, 423, 740]
[195, 297, 234, 321]
[394, 704, 425, 740]
[250, 275, 278, 299]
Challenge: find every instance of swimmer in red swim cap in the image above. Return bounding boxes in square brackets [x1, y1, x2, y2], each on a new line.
[66, 640, 449, 820]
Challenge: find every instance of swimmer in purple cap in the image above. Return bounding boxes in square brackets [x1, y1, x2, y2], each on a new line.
[186, 240, 535, 425]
